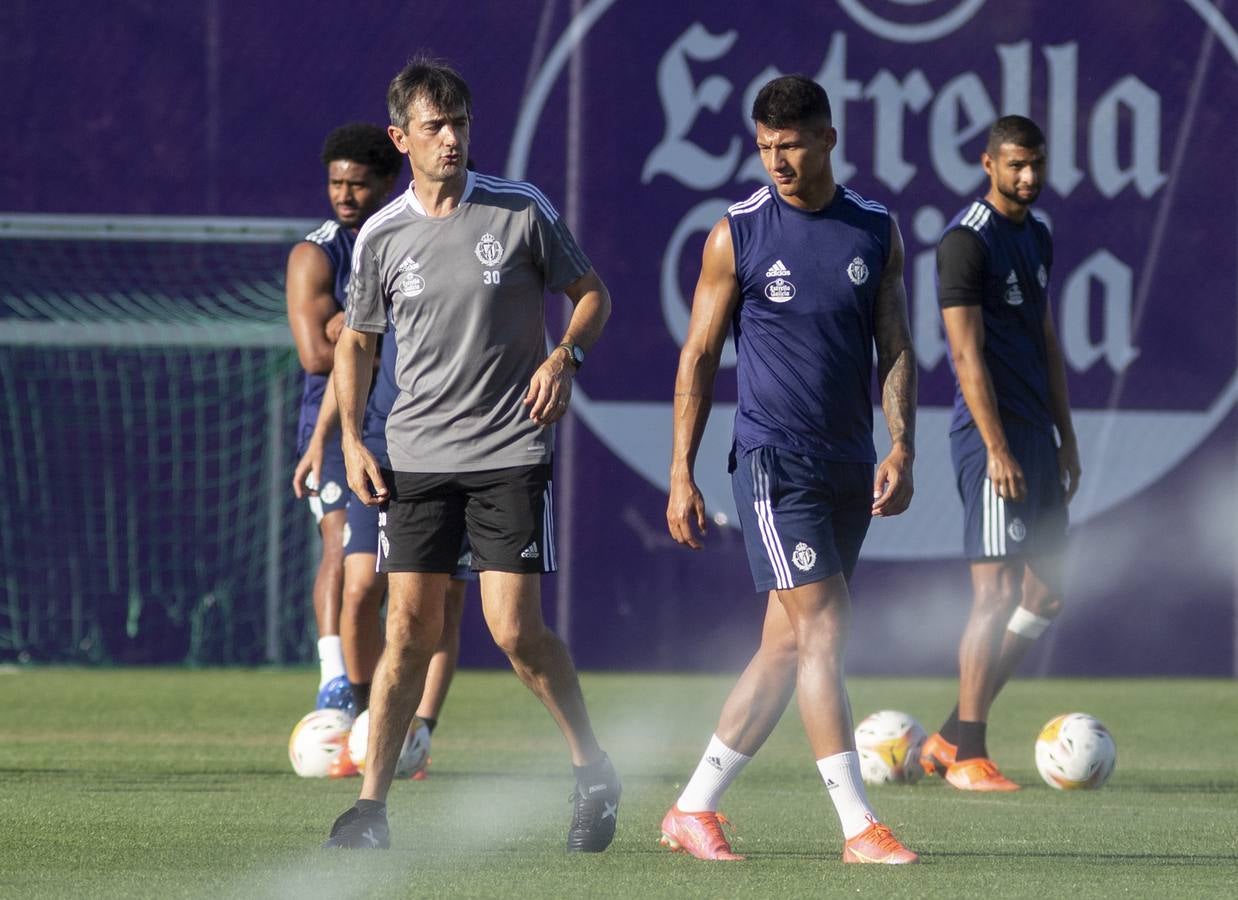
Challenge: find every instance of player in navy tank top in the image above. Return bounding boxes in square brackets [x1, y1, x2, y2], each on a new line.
[921, 116, 1082, 793]
[664, 75, 919, 864]
[287, 124, 401, 719]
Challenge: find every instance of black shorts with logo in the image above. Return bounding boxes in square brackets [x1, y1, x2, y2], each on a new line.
[377, 464, 555, 575]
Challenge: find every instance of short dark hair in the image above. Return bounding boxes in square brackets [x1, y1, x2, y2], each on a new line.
[751, 75, 831, 129]
[320, 123, 403, 178]
[986, 115, 1045, 156]
[387, 56, 472, 130]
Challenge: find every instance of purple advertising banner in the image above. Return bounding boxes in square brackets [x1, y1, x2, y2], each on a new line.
[3, 1, 1235, 674]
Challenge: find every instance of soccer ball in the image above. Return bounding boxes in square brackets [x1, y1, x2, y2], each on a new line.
[854, 710, 927, 785]
[1034, 713, 1116, 790]
[347, 709, 431, 778]
[288, 708, 353, 778]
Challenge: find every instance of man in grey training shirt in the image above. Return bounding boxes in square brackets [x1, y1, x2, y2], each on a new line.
[321, 57, 619, 853]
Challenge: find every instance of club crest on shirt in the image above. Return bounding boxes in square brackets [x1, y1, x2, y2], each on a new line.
[764, 277, 796, 302]
[1008, 518, 1027, 542]
[1037, 264, 1048, 288]
[846, 256, 869, 286]
[397, 256, 425, 297]
[1004, 270, 1024, 306]
[474, 232, 504, 267]
[791, 541, 817, 572]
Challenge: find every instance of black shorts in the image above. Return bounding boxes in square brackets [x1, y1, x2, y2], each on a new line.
[377, 464, 556, 575]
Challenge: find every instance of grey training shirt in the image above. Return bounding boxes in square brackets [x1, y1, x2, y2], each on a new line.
[345, 171, 591, 472]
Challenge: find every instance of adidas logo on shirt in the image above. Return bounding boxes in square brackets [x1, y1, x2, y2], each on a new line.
[765, 259, 791, 277]
[1004, 270, 1025, 306]
[520, 542, 540, 559]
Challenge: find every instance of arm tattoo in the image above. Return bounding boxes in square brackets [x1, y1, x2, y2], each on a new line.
[874, 223, 917, 450]
[879, 345, 917, 449]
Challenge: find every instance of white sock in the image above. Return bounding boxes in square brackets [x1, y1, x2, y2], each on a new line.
[816, 751, 877, 839]
[676, 735, 752, 813]
[317, 636, 346, 688]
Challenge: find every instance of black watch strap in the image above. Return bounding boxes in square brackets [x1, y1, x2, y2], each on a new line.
[557, 343, 585, 370]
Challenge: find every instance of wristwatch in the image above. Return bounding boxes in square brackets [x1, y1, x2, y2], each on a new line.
[557, 342, 585, 370]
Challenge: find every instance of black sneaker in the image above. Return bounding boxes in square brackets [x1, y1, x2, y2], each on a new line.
[321, 804, 390, 849]
[567, 758, 621, 852]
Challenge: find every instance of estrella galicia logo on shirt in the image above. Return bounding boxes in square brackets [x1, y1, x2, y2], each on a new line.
[474, 233, 504, 266]
[397, 256, 425, 297]
[791, 541, 817, 572]
[764, 277, 796, 302]
[1004, 270, 1024, 306]
[846, 256, 869, 286]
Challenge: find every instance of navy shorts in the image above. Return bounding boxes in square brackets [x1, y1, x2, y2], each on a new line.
[306, 438, 349, 524]
[952, 420, 1068, 560]
[343, 434, 392, 560]
[378, 464, 555, 575]
[731, 445, 873, 592]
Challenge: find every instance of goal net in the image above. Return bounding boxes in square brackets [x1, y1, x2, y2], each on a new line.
[1, 214, 325, 664]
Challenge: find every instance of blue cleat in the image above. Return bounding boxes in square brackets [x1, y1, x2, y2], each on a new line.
[315, 675, 356, 717]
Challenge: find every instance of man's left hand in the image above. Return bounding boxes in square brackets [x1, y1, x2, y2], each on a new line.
[524, 349, 574, 425]
[1058, 436, 1082, 504]
[872, 443, 914, 517]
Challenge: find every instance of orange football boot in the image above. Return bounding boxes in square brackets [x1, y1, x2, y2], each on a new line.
[842, 819, 919, 864]
[659, 805, 744, 860]
[945, 757, 1021, 791]
[919, 732, 958, 777]
[410, 757, 431, 781]
[326, 747, 360, 779]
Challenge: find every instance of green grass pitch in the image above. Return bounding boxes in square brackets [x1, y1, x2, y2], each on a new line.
[1, 668, 1235, 898]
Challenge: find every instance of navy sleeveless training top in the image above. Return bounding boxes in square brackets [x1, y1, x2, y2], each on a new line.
[937, 199, 1053, 434]
[727, 184, 891, 465]
[295, 219, 355, 454]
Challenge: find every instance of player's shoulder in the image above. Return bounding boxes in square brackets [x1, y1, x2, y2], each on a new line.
[835, 187, 891, 246]
[837, 185, 889, 221]
[354, 193, 415, 252]
[947, 200, 997, 239]
[470, 172, 562, 222]
[726, 185, 773, 219]
[303, 219, 340, 246]
[290, 220, 340, 271]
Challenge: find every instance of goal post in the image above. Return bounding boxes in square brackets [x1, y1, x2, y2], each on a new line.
[0, 213, 323, 664]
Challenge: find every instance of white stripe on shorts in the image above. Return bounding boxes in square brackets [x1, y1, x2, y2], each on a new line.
[375, 508, 386, 573]
[982, 477, 1006, 556]
[542, 480, 556, 572]
[751, 455, 794, 589]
